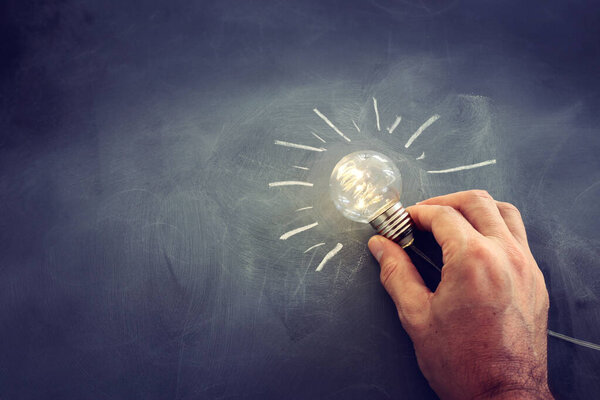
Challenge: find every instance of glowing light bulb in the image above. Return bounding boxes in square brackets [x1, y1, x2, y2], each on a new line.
[330, 150, 415, 247]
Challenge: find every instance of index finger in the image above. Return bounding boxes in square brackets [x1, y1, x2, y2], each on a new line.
[418, 190, 511, 238]
[407, 204, 478, 255]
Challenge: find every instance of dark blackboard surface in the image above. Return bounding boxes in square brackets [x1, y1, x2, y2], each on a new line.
[1, 1, 599, 399]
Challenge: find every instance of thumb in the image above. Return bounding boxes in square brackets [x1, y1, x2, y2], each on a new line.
[368, 235, 432, 331]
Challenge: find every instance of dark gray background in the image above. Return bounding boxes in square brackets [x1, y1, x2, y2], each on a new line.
[1, 0, 599, 399]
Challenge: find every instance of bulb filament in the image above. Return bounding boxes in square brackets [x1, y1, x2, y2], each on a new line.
[336, 163, 386, 212]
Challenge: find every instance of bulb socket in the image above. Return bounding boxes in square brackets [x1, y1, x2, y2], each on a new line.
[369, 201, 415, 248]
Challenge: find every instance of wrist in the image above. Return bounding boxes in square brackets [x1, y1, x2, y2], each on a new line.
[475, 385, 553, 400]
[455, 355, 553, 400]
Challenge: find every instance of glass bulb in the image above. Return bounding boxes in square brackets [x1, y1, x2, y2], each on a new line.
[329, 151, 402, 223]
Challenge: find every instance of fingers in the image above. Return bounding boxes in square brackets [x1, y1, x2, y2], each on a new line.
[368, 236, 431, 331]
[406, 204, 476, 255]
[496, 201, 528, 246]
[418, 190, 510, 238]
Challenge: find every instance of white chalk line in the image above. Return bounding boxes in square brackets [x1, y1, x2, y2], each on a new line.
[292, 165, 309, 170]
[416, 152, 425, 160]
[316, 243, 343, 272]
[311, 132, 326, 143]
[304, 243, 325, 253]
[404, 114, 440, 148]
[269, 181, 314, 187]
[313, 108, 351, 142]
[387, 116, 402, 134]
[274, 140, 325, 152]
[280, 222, 319, 240]
[352, 120, 361, 132]
[427, 159, 496, 174]
[573, 180, 600, 205]
[295, 206, 313, 212]
[373, 97, 381, 131]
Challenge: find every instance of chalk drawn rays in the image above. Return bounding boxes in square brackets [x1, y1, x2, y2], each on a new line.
[388, 116, 402, 134]
[401, 114, 496, 174]
[274, 140, 325, 152]
[405, 114, 440, 148]
[315, 243, 343, 272]
[373, 97, 381, 132]
[313, 108, 352, 142]
[268, 100, 497, 278]
[427, 159, 497, 174]
[268, 181, 313, 187]
[279, 222, 319, 240]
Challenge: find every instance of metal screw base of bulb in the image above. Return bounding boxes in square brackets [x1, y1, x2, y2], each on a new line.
[370, 202, 415, 248]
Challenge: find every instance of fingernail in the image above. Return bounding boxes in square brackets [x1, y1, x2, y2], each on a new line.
[368, 236, 384, 262]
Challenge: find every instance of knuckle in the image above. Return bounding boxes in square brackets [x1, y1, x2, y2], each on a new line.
[398, 305, 426, 333]
[435, 205, 459, 218]
[469, 189, 494, 202]
[505, 243, 528, 267]
[497, 201, 521, 216]
[465, 238, 495, 265]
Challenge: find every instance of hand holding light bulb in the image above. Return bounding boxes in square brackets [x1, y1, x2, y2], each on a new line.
[330, 155, 553, 400]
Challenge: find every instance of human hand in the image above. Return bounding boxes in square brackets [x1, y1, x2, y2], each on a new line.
[368, 190, 553, 400]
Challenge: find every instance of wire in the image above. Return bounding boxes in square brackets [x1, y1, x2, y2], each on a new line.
[408, 244, 441, 272]
[547, 329, 600, 351]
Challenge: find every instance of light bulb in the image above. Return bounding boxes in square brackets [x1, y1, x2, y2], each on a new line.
[329, 150, 415, 247]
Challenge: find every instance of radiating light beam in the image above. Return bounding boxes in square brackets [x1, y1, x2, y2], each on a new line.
[427, 159, 496, 174]
[292, 165, 309, 170]
[352, 120, 361, 132]
[373, 97, 381, 131]
[303, 243, 325, 253]
[387, 116, 402, 134]
[311, 132, 326, 143]
[274, 140, 325, 152]
[405, 114, 440, 148]
[280, 222, 319, 240]
[313, 108, 352, 142]
[315, 243, 343, 271]
[295, 206, 313, 212]
[269, 181, 314, 187]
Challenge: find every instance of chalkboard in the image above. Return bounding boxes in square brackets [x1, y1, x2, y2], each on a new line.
[1, 1, 599, 399]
